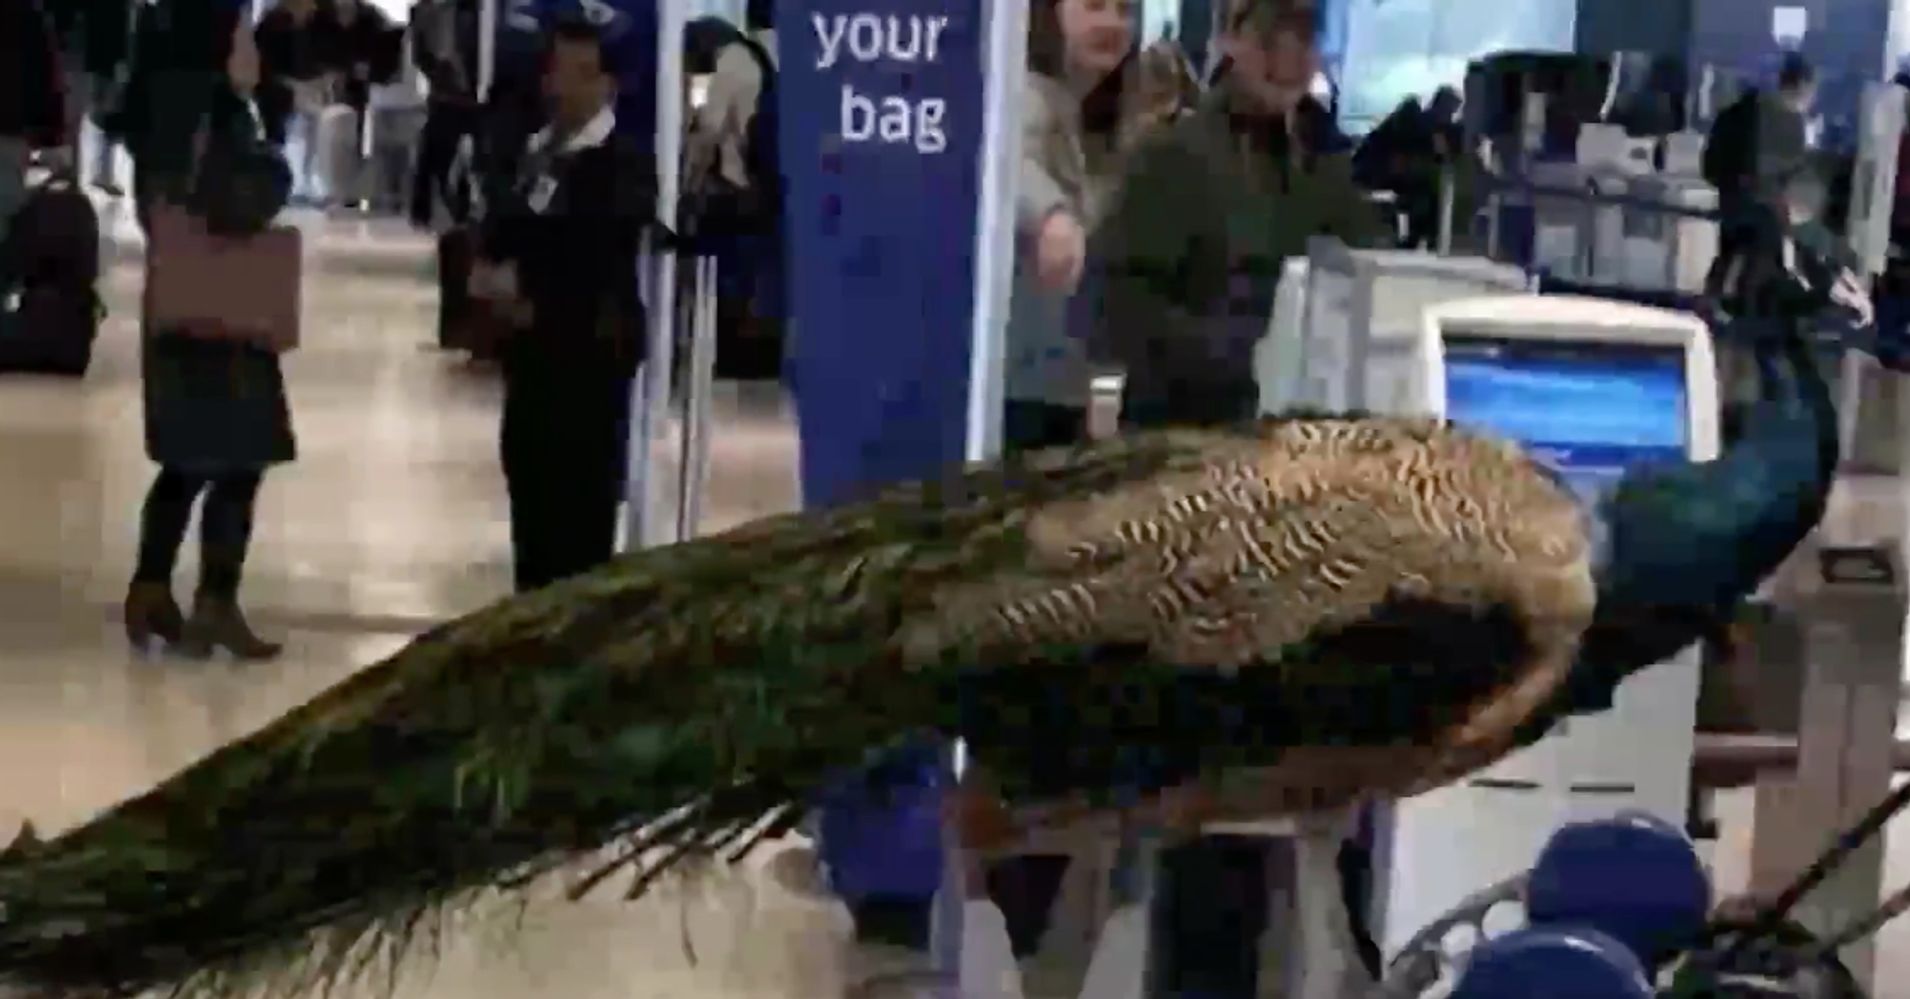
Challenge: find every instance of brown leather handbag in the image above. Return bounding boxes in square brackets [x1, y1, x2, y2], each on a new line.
[144, 203, 303, 353]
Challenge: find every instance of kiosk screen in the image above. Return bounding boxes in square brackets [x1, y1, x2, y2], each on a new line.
[1443, 335, 1689, 512]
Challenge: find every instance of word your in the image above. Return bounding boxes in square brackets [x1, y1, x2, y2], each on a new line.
[813, 12, 953, 156]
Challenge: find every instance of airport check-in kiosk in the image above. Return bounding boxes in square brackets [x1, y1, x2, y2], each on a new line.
[1367, 295, 1722, 958]
[1271, 241, 1530, 417]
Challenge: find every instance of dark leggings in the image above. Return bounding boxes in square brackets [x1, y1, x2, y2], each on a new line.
[132, 467, 264, 600]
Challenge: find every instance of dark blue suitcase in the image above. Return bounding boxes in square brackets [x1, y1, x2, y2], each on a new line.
[0, 171, 101, 377]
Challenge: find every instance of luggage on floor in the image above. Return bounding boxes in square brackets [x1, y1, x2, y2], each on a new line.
[436, 225, 508, 359]
[0, 171, 103, 376]
[0, 282, 103, 375]
[312, 104, 363, 206]
[365, 105, 426, 214]
[2, 170, 99, 289]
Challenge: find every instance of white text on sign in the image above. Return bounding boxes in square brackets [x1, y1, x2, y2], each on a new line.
[812, 13, 951, 155]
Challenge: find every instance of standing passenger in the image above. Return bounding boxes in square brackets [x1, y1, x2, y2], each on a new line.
[122, 1, 294, 661]
[1090, 0, 1387, 993]
[470, 18, 653, 593]
[1094, 0, 1383, 432]
[1004, 0, 1142, 454]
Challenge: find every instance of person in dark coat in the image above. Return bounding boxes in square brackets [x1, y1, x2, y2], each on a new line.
[121, 0, 294, 661]
[0, 0, 67, 249]
[48, 0, 135, 195]
[407, 0, 481, 227]
[1704, 52, 1817, 300]
[1094, 0, 1385, 432]
[1094, 1, 1389, 992]
[471, 18, 653, 594]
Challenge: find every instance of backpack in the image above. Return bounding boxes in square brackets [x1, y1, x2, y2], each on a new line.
[1703, 91, 1759, 194]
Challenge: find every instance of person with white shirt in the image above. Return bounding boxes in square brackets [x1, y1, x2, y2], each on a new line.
[469, 18, 655, 593]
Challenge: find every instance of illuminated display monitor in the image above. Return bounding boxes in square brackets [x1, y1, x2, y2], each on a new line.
[1441, 335, 1689, 513]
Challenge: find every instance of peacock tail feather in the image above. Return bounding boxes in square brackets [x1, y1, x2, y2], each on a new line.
[0, 416, 1594, 999]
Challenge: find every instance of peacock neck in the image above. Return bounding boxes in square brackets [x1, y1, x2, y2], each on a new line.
[1769, 323, 1841, 513]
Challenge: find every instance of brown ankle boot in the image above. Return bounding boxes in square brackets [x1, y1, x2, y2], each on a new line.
[179, 596, 283, 661]
[124, 582, 185, 650]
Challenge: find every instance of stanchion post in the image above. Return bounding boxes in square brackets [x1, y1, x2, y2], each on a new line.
[677, 255, 719, 540]
[1436, 161, 1455, 256]
[624, 0, 687, 552]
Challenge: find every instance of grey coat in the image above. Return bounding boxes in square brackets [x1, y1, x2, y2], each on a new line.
[1005, 72, 1136, 409]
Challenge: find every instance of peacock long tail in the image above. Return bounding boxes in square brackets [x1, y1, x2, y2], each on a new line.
[0, 416, 1597, 999]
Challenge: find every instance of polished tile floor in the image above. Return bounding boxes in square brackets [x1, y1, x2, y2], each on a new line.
[2, 213, 1909, 996]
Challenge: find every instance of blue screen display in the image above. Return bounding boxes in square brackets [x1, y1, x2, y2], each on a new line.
[1443, 337, 1688, 511]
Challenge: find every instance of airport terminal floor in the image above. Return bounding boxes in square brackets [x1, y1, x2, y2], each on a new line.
[8, 207, 1910, 996]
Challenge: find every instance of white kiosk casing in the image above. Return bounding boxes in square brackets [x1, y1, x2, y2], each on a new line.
[1662, 130, 1707, 177]
[1621, 175, 1720, 293]
[1372, 295, 1722, 957]
[1847, 80, 1905, 281]
[1256, 256, 1314, 416]
[1578, 124, 1659, 288]
[1286, 241, 1529, 417]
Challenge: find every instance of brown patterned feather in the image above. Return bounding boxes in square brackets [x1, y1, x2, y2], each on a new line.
[913, 416, 1595, 815]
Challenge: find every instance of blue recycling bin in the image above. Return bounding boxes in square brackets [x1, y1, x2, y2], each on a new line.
[1452, 925, 1656, 999]
[813, 740, 950, 908]
[1526, 811, 1712, 966]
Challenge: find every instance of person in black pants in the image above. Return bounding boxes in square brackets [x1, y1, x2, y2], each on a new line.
[472, 18, 652, 594]
[121, 2, 291, 661]
[407, 0, 480, 228]
[1704, 54, 1816, 301]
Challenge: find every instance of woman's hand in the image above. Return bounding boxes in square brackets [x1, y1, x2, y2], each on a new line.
[1034, 209, 1087, 294]
[1831, 270, 1875, 327]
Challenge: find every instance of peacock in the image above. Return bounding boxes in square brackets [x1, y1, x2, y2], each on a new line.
[0, 304, 1842, 999]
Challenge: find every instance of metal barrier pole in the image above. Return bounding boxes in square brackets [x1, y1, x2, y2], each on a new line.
[1484, 191, 1501, 262]
[677, 255, 719, 540]
[1436, 163, 1455, 256]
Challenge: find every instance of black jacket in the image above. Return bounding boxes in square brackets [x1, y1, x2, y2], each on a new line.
[253, 5, 328, 136]
[409, 0, 480, 105]
[316, 3, 396, 111]
[49, 0, 135, 78]
[1094, 83, 1386, 417]
[2, 0, 66, 146]
[480, 116, 657, 387]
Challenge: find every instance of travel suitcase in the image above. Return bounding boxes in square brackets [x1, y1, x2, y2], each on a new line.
[0, 172, 103, 376]
[1, 171, 99, 288]
[0, 284, 103, 376]
[365, 104, 426, 214]
[435, 226, 508, 359]
[312, 104, 363, 206]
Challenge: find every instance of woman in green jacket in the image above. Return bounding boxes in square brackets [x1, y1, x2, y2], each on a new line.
[1094, 0, 1385, 433]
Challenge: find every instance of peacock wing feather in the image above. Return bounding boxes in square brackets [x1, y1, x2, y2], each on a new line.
[0, 417, 1592, 999]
